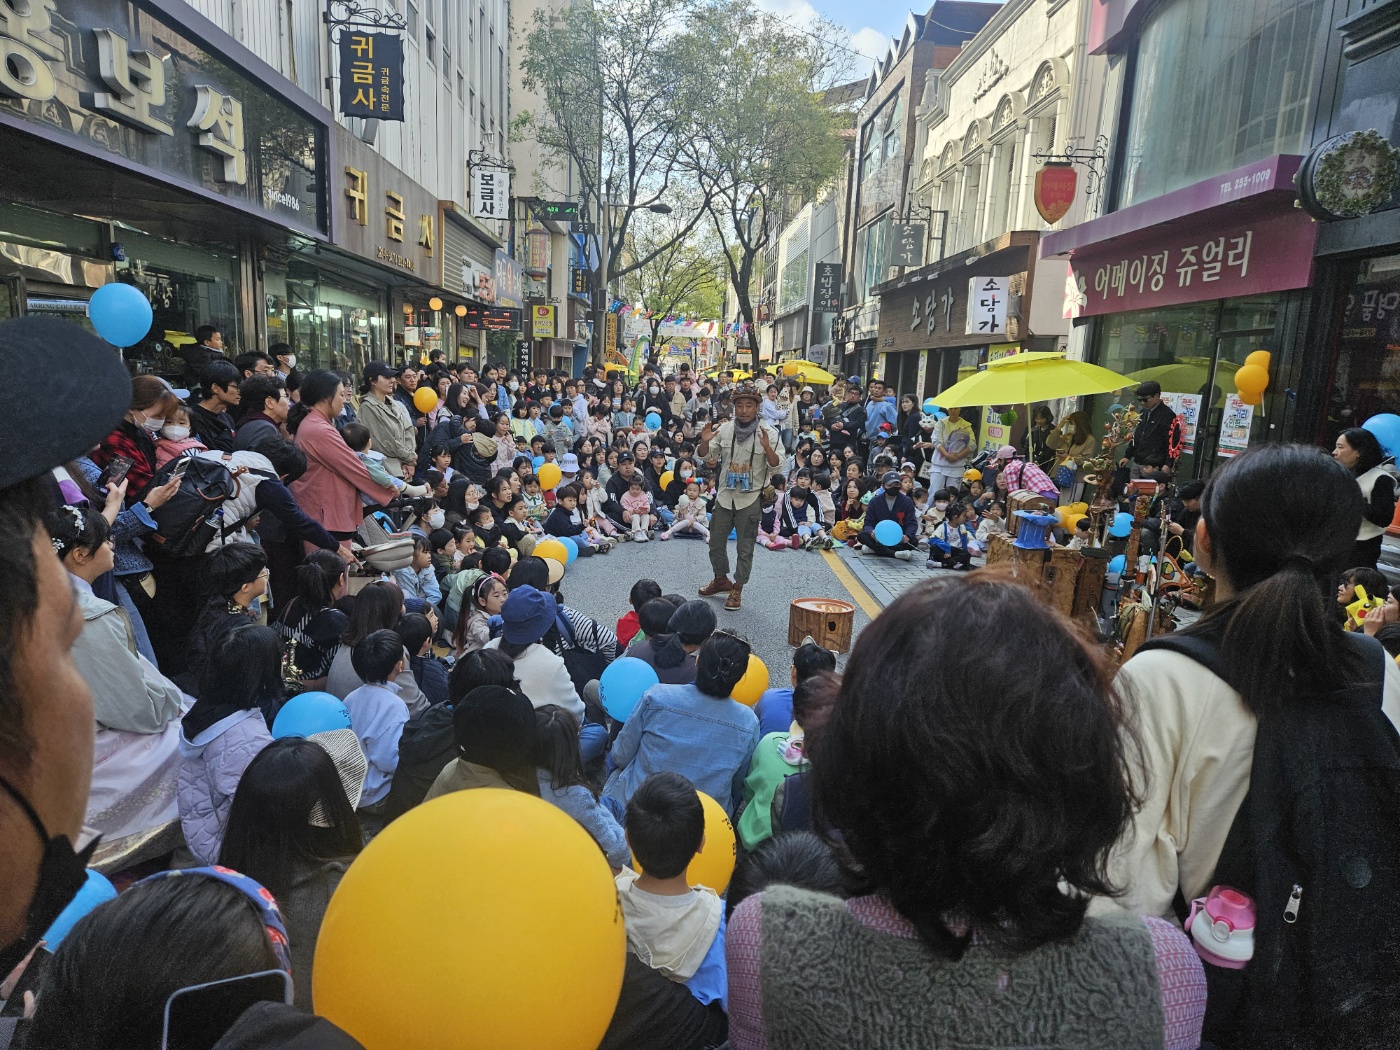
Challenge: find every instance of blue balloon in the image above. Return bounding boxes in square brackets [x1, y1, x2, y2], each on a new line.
[599, 657, 659, 722]
[873, 519, 904, 547]
[1363, 413, 1400, 459]
[1108, 554, 1126, 575]
[645, 412, 662, 430]
[559, 535, 579, 564]
[272, 691, 352, 739]
[532, 455, 545, 469]
[43, 869, 116, 947]
[88, 283, 153, 347]
[1109, 511, 1133, 538]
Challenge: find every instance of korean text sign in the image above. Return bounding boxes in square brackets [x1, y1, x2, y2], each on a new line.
[966, 277, 1008, 336]
[339, 32, 404, 121]
[1063, 209, 1316, 318]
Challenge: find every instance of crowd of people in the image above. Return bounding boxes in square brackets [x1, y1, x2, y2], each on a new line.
[0, 313, 1398, 1049]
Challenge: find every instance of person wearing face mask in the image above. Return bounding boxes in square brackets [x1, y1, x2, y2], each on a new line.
[270, 341, 297, 382]
[0, 316, 132, 989]
[152, 405, 207, 468]
[638, 377, 671, 424]
[92, 374, 187, 496]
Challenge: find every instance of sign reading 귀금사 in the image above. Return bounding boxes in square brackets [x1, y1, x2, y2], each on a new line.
[338, 32, 404, 121]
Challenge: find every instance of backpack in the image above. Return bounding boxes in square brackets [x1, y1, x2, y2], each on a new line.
[1138, 630, 1400, 1049]
[145, 455, 244, 557]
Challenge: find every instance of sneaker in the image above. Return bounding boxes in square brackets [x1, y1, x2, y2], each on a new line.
[658, 532, 671, 541]
[894, 549, 914, 561]
[925, 559, 938, 571]
[635, 532, 649, 543]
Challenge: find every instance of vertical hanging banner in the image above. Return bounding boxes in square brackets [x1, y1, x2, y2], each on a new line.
[966, 276, 1008, 336]
[532, 305, 557, 339]
[339, 33, 405, 121]
[471, 167, 511, 221]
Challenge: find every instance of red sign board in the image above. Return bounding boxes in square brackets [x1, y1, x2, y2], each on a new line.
[1034, 164, 1078, 224]
[1063, 207, 1317, 319]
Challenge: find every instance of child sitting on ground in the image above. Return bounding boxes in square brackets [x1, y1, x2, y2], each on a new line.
[974, 499, 1008, 547]
[927, 501, 976, 571]
[812, 471, 837, 529]
[738, 673, 830, 851]
[394, 536, 442, 607]
[429, 527, 460, 579]
[919, 487, 953, 538]
[621, 476, 656, 543]
[522, 474, 549, 524]
[1063, 516, 1092, 550]
[778, 485, 826, 550]
[662, 480, 710, 541]
[544, 483, 611, 555]
[617, 771, 727, 1008]
[613, 397, 637, 435]
[500, 495, 544, 558]
[341, 422, 429, 502]
[580, 471, 620, 539]
[618, 579, 662, 648]
[757, 484, 786, 551]
[343, 629, 411, 813]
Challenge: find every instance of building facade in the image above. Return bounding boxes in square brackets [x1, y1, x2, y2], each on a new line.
[869, 0, 1095, 441]
[0, 0, 513, 380]
[834, 1, 1002, 380]
[1041, 0, 1400, 479]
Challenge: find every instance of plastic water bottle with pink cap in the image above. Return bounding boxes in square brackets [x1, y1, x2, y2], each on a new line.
[1187, 885, 1256, 969]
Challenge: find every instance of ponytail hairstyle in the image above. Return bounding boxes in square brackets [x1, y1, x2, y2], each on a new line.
[1338, 427, 1387, 476]
[695, 630, 752, 698]
[1195, 443, 1368, 714]
[294, 549, 346, 612]
[288, 369, 344, 434]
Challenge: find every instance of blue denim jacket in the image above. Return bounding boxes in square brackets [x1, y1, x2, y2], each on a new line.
[603, 683, 761, 816]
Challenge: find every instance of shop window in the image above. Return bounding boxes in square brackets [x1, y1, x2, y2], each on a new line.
[856, 215, 889, 303]
[1322, 254, 1400, 451]
[1120, 0, 1327, 208]
[1087, 296, 1280, 478]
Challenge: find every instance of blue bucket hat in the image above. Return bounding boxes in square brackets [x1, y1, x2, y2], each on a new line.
[501, 585, 557, 646]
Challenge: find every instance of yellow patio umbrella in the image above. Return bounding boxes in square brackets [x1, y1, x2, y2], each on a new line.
[164, 330, 197, 346]
[931, 351, 1137, 408]
[779, 360, 838, 385]
[1129, 358, 1239, 408]
[704, 368, 752, 380]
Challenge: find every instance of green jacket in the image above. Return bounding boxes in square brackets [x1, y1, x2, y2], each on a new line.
[737, 732, 807, 850]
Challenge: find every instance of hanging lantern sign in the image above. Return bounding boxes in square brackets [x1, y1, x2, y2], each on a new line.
[1034, 162, 1078, 225]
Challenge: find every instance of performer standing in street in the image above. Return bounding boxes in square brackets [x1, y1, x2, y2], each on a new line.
[697, 381, 783, 611]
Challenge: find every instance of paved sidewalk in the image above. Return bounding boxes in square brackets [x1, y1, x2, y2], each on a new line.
[836, 544, 964, 607]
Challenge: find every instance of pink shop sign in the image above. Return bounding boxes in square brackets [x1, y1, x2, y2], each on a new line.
[1063, 208, 1318, 319]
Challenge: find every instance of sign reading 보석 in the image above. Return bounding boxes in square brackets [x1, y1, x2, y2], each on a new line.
[0, 0, 326, 231]
[1063, 208, 1318, 319]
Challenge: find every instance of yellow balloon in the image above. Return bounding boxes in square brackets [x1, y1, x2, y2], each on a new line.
[313, 790, 624, 1050]
[537, 462, 562, 490]
[731, 653, 768, 707]
[413, 387, 439, 414]
[535, 538, 568, 565]
[1068, 502, 1088, 515]
[659, 470, 674, 491]
[782, 361, 801, 377]
[632, 790, 738, 893]
[1245, 350, 1272, 371]
[1234, 364, 1269, 398]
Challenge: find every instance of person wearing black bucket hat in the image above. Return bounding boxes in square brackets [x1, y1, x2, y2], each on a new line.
[696, 382, 782, 611]
[426, 685, 540, 799]
[0, 316, 131, 980]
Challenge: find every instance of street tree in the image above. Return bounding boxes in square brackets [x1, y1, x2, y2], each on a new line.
[678, 1, 850, 355]
[519, 0, 717, 360]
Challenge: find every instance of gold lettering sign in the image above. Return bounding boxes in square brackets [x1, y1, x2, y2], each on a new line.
[92, 28, 174, 136]
[345, 167, 368, 226]
[386, 190, 405, 241]
[188, 85, 247, 185]
[0, 0, 61, 102]
[418, 214, 434, 255]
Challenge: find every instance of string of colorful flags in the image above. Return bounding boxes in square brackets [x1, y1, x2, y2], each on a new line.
[606, 297, 749, 337]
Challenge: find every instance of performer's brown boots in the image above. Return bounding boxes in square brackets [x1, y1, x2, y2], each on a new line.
[698, 576, 733, 597]
[725, 585, 743, 611]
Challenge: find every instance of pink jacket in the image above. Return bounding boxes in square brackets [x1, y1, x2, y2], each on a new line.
[292, 408, 399, 533]
[621, 489, 652, 516]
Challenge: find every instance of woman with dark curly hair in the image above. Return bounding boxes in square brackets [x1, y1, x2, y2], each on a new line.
[725, 574, 1206, 1050]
